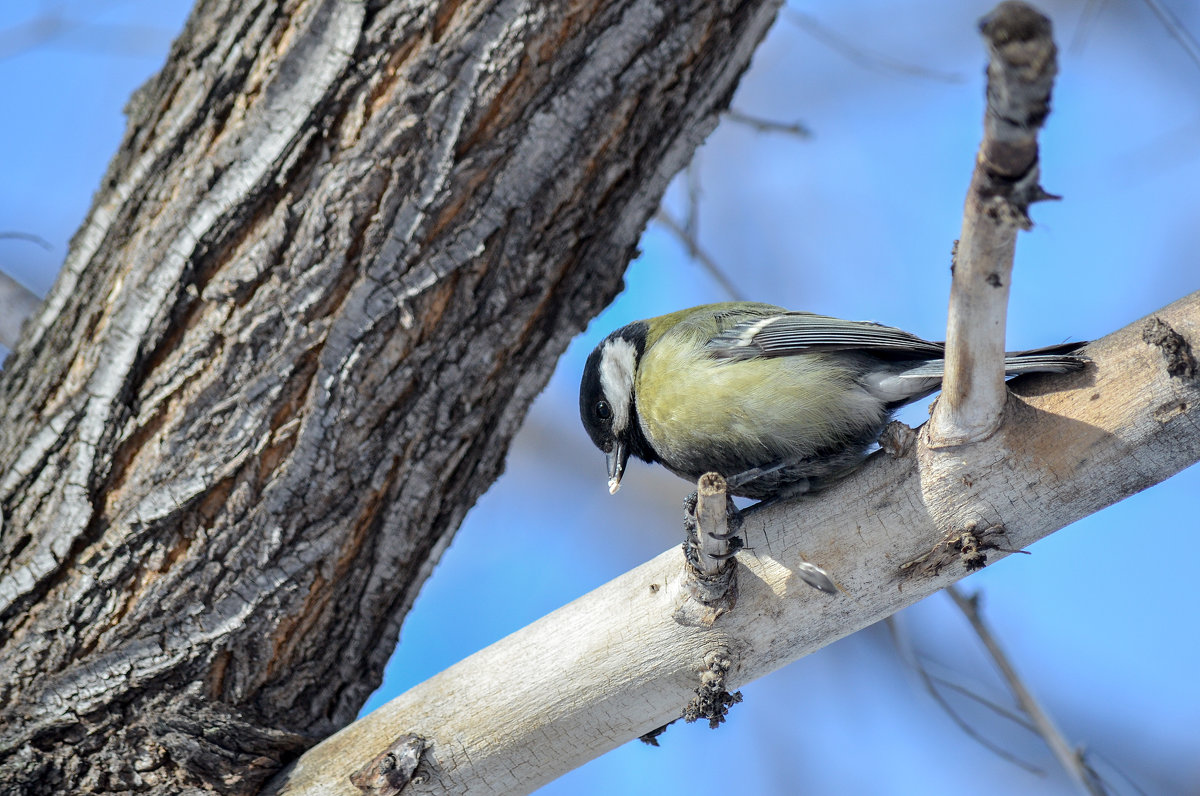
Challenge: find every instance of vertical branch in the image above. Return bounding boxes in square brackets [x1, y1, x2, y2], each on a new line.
[693, 473, 733, 575]
[675, 473, 740, 628]
[930, 1, 1058, 446]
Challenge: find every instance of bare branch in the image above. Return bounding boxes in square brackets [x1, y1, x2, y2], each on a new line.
[674, 474, 741, 629]
[694, 473, 734, 575]
[0, 232, 52, 250]
[784, 8, 964, 83]
[931, 1, 1058, 446]
[1070, 0, 1200, 76]
[947, 585, 1109, 795]
[684, 161, 701, 242]
[1067, 0, 1107, 54]
[927, 673, 1036, 733]
[1139, 0, 1200, 75]
[0, 14, 174, 60]
[887, 617, 1043, 773]
[724, 109, 811, 138]
[654, 209, 747, 301]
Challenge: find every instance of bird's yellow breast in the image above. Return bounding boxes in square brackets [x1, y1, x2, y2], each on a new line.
[634, 331, 884, 462]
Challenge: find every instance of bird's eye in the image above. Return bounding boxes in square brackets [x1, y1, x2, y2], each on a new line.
[595, 400, 612, 420]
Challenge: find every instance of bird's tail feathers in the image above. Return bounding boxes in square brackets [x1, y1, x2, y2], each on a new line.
[898, 342, 1088, 380]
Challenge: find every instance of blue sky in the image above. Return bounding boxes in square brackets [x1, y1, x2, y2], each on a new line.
[2, 1, 1198, 794]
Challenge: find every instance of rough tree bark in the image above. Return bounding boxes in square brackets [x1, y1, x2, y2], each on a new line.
[0, 0, 783, 793]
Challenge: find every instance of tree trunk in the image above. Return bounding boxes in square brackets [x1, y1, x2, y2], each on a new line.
[0, 0, 782, 792]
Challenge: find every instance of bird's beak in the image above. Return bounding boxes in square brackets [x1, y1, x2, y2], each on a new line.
[606, 442, 628, 494]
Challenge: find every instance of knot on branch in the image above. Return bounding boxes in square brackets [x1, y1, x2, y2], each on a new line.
[684, 650, 743, 730]
[1142, 316, 1197, 380]
[878, 420, 918, 458]
[900, 521, 1023, 577]
[349, 734, 428, 796]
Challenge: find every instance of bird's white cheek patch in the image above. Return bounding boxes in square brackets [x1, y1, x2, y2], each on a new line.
[599, 338, 637, 434]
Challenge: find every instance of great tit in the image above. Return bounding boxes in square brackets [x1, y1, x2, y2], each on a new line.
[579, 302, 1085, 500]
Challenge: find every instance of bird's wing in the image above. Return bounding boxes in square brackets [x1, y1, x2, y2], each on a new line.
[705, 312, 945, 361]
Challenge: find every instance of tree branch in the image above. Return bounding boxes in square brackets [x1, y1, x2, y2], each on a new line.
[654, 209, 747, 301]
[946, 585, 1107, 795]
[269, 292, 1200, 796]
[932, 1, 1058, 446]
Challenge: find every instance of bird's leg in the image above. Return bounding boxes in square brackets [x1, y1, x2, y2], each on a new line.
[724, 461, 795, 492]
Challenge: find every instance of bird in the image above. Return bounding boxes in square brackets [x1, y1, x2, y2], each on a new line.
[579, 302, 1086, 500]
